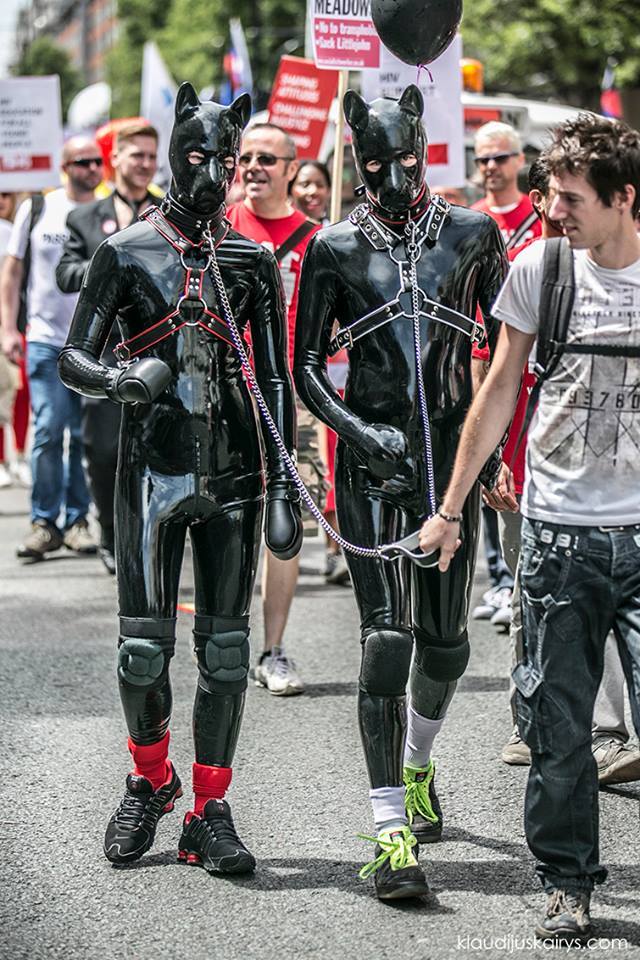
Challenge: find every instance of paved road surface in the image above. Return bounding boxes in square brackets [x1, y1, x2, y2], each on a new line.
[1, 484, 639, 960]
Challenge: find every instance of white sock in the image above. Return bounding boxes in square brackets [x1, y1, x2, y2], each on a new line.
[403, 705, 444, 769]
[369, 786, 407, 833]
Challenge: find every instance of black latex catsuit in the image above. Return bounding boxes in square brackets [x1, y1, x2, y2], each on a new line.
[58, 86, 301, 767]
[294, 86, 507, 787]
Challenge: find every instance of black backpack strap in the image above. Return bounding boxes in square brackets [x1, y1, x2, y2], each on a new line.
[17, 192, 45, 334]
[512, 237, 575, 457]
[274, 219, 316, 263]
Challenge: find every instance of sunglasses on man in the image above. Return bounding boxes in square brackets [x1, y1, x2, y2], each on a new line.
[238, 153, 295, 168]
[68, 157, 104, 168]
[474, 152, 519, 167]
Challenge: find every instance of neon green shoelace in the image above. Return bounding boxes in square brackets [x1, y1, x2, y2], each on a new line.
[358, 825, 418, 879]
[404, 761, 439, 825]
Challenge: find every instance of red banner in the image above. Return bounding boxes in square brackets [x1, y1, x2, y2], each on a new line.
[268, 56, 339, 159]
[0, 154, 52, 173]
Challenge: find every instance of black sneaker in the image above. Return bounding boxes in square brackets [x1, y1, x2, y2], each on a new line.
[535, 889, 592, 943]
[404, 761, 443, 843]
[360, 826, 430, 901]
[104, 763, 182, 864]
[178, 798, 256, 874]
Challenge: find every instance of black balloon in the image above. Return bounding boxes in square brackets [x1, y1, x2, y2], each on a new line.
[371, 0, 463, 66]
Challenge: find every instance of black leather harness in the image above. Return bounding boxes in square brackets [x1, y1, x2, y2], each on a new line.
[114, 208, 233, 364]
[328, 196, 481, 357]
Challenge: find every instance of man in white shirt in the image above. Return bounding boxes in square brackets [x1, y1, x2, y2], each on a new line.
[419, 114, 640, 942]
[0, 137, 103, 559]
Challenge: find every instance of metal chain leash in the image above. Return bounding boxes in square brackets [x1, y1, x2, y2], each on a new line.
[406, 220, 437, 519]
[205, 235, 383, 559]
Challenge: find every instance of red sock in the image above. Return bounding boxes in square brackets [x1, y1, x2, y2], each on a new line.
[128, 731, 171, 790]
[192, 762, 232, 816]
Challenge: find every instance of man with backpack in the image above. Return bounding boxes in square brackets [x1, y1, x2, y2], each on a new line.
[418, 114, 640, 942]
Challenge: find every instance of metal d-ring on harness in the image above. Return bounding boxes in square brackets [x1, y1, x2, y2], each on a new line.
[202, 195, 477, 568]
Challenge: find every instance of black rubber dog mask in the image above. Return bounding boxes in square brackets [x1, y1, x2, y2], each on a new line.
[169, 82, 251, 215]
[344, 84, 427, 215]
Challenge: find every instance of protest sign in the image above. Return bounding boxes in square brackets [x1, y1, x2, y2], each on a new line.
[309, 0, 380, 70]
[361, 35, 464, 186]
[268, 57, 339, 158]
[0, 76, 63, 190]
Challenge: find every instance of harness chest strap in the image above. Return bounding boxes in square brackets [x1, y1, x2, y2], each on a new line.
[329, 195, 480, 355]
[114, 209, 235, 363]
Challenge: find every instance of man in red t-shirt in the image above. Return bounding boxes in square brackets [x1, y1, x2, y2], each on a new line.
[227, 123, 320, 696]
[472, 121, 542, 251]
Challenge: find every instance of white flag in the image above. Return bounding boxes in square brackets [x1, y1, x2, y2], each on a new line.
[229, 18, 253, 95]
[141, 41, 177, 190]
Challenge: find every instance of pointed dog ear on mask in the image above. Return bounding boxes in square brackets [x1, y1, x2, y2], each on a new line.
[227, 93, 252, 130]
[398, 84, 424, 118]
[175, 82, 200, 121]
[343, 90, 370, 133]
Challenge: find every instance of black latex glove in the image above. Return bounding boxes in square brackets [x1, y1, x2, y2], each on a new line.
[356, 422, 409, 480]
[265, 479, 303, 560]
[478, 443, 503, 492]
[106, 357, 172, 404]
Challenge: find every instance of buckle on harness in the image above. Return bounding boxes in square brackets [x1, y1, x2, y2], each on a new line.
[378, 530, 440, 568]
[114, 342, 131, 363]
[334, 327, 353, 351]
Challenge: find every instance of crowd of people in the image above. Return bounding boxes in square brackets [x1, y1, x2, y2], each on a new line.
[1, 84, 639, 945]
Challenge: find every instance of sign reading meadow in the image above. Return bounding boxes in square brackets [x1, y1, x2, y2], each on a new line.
[310, 0, 380, 70]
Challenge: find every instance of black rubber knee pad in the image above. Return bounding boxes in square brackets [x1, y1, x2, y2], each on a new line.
[117, 616, 176, 688]
[193, 614, 250, 695]
[359, 626, 413, 697]
[414, 627, 470, 682]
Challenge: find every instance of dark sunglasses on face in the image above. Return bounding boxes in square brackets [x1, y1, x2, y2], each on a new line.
[238, 153, 294, 168]
[69, 157, 104, 168]
[474, 152, 518, 167]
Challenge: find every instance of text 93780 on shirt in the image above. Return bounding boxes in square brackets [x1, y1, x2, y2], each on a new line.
[492, 240, 640, 527]
[7, 188, 80, 348]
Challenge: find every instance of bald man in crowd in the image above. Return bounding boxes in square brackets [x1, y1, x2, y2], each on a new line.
[1, 137, 104, 561]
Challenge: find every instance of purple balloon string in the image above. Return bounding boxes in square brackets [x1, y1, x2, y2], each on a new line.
[416, 64, 433, 85]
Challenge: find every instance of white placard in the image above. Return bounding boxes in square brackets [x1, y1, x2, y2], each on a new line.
[309, 0, 380, 71]
[0, 76, 63, 191]
[361, 36, 464, 187]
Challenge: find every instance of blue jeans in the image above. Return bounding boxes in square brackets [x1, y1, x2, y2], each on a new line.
[515, 518, 640, 894]
[26, 341, 90, 529]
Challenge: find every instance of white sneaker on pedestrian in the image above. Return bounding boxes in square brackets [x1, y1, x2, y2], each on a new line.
[325, 551, 351, 586]
[10, 457, 31, 487]
[0, 463, 12, 488]
[254, 646, 305, 696]
[472, 585, 512, 620]
[490, 591, 513, 628]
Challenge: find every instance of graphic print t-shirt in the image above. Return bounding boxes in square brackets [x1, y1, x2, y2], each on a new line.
[227, 203, 319, 367]
[472, 194, 541, 249]
[492, 241, 640, 526]
[8, 189, 80, 348]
